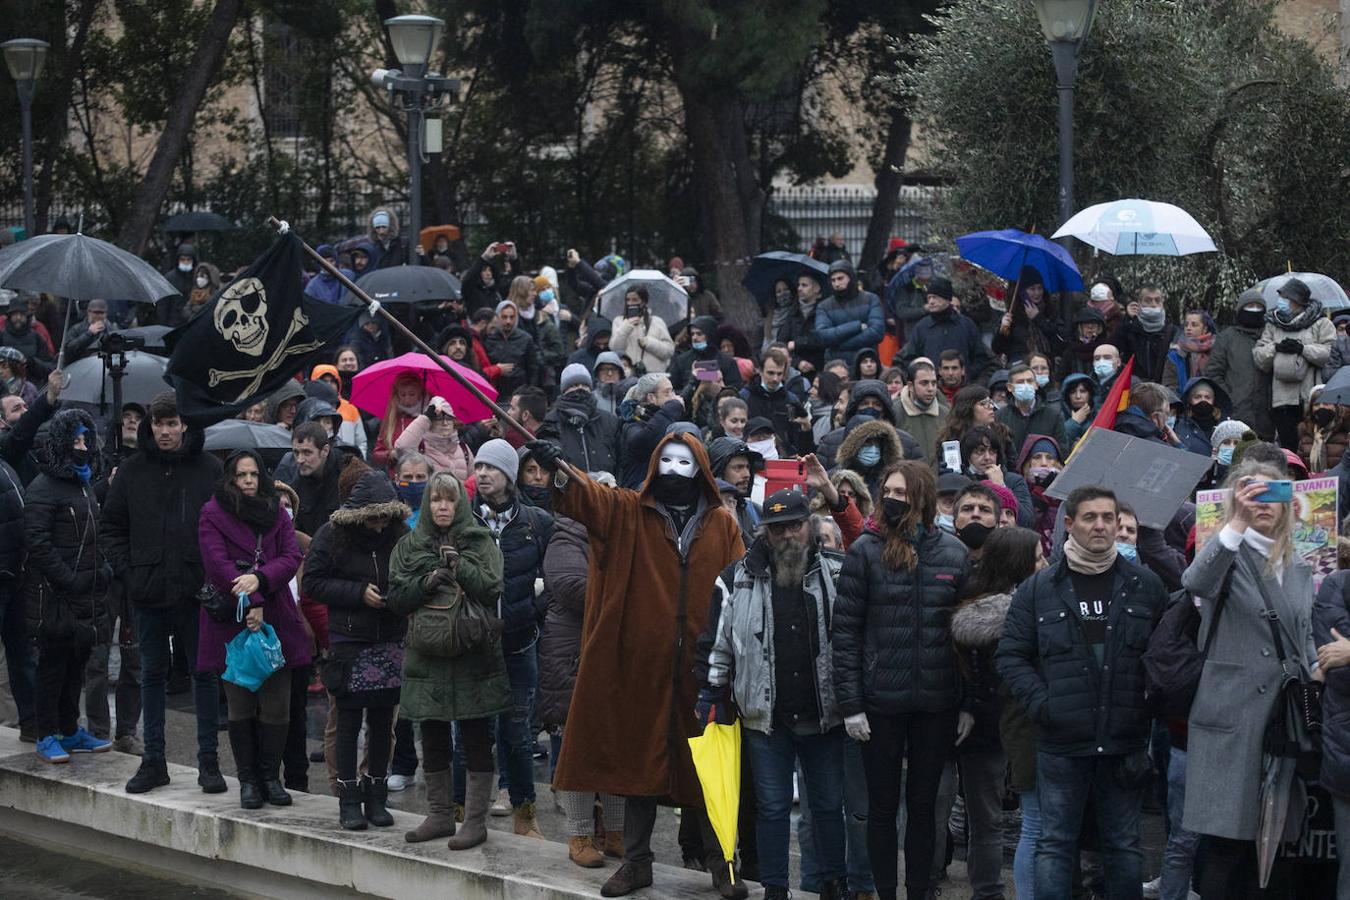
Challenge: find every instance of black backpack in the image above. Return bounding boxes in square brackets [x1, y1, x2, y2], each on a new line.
[1141, 571, 1231, 719]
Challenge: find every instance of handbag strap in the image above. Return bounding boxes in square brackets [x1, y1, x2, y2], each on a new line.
[1198, 566, 1235, 657]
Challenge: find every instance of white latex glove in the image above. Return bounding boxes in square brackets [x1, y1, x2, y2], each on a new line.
[956, 710, 975, 746]
[844, 712, 871, 742]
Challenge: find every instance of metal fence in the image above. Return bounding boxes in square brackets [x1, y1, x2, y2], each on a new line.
[765, 183, 942, 258]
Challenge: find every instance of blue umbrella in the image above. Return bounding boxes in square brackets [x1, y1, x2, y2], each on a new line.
[742, 251, 829, 304]
[954, 229, 1084, 294]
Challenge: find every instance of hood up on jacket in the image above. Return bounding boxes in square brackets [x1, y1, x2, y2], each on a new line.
[585, 315, 614, 352]
[828, 258, 856, 299]
[331, 470, 411, 527]
[135, 411, 206, 463]
[951, 592, 1012, 648]
[845, 379, 897, 426]
[837, 418, 905, 471]
[1016, 432, 1063, 471]
[638, 432, 721, 507]
[295, 396, 341, 429]
[706, 436, 766, 479]
[851, 347, 881, 381]
[1180, 375, 1232, 418]
[1059, 372, 1096, 413]
[367, 206, 402, 241]
[36, 408, 100, 482]
[265, 379, 307, 422]
[310, 363, 346, 394]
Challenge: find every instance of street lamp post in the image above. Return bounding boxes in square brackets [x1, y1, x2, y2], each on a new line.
[2, 38, 50, 239]
[1032, 0, 1097, 245]
[371, 15, 457, 265]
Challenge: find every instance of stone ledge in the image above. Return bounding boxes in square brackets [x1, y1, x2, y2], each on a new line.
[0, 726, 726, 899]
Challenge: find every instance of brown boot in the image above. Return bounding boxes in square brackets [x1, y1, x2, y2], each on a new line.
[404, 769, 455, 843]
[513, 800, 545, 839]
[707, 854, 748, 899]
[446, 770, 493, 850]
[600, 830, 623, 858]
[568, 834, 604, 868]
[599, 860, 653, 897]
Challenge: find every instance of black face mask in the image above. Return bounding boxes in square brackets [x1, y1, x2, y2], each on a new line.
[957, 520, 993, 549]
[881, 497, 909, 526]
[1237, 308, 1266, 329]
[652, 473, 699, 507]
[1313, 408, 1336, 429]
[69, 448, 89, 465]
[520, 483, 552, 511]
[1190, 401, 1214, 421]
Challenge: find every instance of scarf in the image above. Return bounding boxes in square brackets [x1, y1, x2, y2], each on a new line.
[1310, 427, 1330, 474]
[1268, 298, 1325, 332]
[1176, 332, 1214, 375]
[898, 386, 940, 418]
[216, 484, 279, 535]
[1063, 533, 1117, 575]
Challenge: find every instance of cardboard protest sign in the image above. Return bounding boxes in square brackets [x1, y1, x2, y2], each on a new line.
[1194, 477, 1338, 588]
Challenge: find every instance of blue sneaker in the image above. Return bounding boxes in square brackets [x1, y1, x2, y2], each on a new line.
[61, 727, 112, 754]
[36, 735, 71, 764]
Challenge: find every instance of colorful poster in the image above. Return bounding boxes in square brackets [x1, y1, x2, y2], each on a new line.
[1192, 477, 1339, 588]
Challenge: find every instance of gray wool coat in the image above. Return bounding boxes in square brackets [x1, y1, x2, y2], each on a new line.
[1180, 530, 1316, 841]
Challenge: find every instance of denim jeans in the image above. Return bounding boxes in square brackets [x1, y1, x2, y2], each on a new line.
[0, 585, 34, 729]
[499, 640, 538, 806]
[1014, 789, 1041, 900]
[137, 604, 219, 763]
[801, 737, 883, 894]
[84, 632, 141, 741]
[1035, 751, 1143, 900]
[744, 726, 846, 889]
[1159, 747, 1199, 900]
[960, 749, 1008, 900]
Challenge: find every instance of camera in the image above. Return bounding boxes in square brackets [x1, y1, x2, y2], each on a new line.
[98, 331, 146, 356]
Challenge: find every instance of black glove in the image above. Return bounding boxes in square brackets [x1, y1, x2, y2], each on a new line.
[695, 686, 734, 726]
[525, 440, 564, 473]
[422, 567, 454, 593]
[1276, 338, 1304, 355]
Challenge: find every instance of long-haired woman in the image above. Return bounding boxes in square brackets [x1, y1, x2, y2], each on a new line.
[935, 385, 999, 463]
[373, 373, 427, 472]
[832, 460, 970, 900]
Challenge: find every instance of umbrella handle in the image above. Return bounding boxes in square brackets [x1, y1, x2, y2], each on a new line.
[266, 216, 542, 448]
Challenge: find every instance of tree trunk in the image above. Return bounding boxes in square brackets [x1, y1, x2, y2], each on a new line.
[859, 105, 913, 280]
[116, 0, 243, 254]
[35, 0, 99, 233]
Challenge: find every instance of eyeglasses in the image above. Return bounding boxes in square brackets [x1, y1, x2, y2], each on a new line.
[977, 399, 996, 409]
[767, 519, 808, 535]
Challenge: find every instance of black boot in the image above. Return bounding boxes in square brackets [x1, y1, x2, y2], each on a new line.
[362, 775, 395, 827]
[197, 753, 227, 794]
[337, 779, 367, 830]
[257, 722, 292, 807]
[226, 722, 263, 809]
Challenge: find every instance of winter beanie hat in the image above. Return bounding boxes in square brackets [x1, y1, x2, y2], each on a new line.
[560, 363, 593, 393]
[475, 438, 519, 485]
[1210, 419, 1252, 452]
[592, 351, 623, 375]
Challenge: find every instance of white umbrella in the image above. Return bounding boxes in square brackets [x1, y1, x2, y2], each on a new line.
[597, 269, 689, 326]
[1052, 198, 1217, 256]
[1252, 272, 1350, 311]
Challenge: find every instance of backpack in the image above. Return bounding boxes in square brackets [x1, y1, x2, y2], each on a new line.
[1141, 570, 1232, 718]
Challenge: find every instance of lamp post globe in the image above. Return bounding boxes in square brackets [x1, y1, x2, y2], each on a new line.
[384, 14, 444, 74]
[1031, 0, 1096, 249]
[3, 37, 50, 239]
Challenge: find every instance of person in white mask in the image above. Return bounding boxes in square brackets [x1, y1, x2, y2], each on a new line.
[523, 434, 749, 898]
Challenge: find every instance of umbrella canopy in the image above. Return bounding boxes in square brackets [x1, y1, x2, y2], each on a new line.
[597, 269, 689, 326]
[1318, 364, 1350, 406]
[741, 251, 829, 303]
[342, 266, 462, 306]
[954, 229, 1084, 294]
[1052, 198, 1217, 256]
[350, 351, 498, 423]
[164, 210, 235, 233]
[203, 419, 294, 452]
[108, 324, 173, 354]
[418, 224, 461, 252]
[1252, 272, 1350, 312]
[60, 350, 168, 409]
[687, 720, 741, 887]
[0, 233, 178, 301]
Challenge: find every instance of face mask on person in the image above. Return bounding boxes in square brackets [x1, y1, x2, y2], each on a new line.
[761, 377, 782, 393]
[396, 481, 426, 509]
[539, 289, 555, 304]
[1237, 307, 1266, 329]
[749, 437, 778, 462]
[69, 447, 89, 465]
[520, 483, 552, 510]
[1137, 307, 1165, 328]
[1116, 541, 1138, 562]
[692, 340, 707, 351]
[1093, 359, 1116, 379]
[1313, 408, 1336, 429]
[1011, 383, 1036, 405]
[1216, 445, 1234, 466]
[957, 521, 993, 549]
[854, 406, 881, 421]
[1035, 373, 1050, 388]
[881, 497, 909, 526]
[1166, 414, 1177, 431]
[178, 261, 193, 273]
[1190, 401, 1214, 421]
[935, 512, 955, 534]
[195, 275, 209, 289]
[1029, 466, 1057, 486]
[1275, 298, 1290, 314]
[855, 444, 882, 468]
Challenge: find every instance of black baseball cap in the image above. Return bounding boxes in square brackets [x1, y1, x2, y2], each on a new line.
[761, 489, 810, 525]
[745, 417, 776, 439]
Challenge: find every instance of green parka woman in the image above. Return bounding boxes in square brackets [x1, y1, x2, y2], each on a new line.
[387, 471, 510, 849]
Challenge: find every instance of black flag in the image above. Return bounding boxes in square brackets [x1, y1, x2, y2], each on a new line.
[165, 232, 361, 427]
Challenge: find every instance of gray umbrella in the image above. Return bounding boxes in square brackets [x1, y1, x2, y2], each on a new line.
[164, 210, 235, 233]
[1253, 272, 1350, 311]
[203, 420, 294, 452]
[0, 233, 177, 301]
[60, 350, 169, 409]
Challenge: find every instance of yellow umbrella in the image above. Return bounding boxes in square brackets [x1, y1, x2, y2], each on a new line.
[687, 719, 741, 885]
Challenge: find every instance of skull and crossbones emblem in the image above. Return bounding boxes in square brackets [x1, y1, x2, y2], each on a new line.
[208, 278, 324, 401]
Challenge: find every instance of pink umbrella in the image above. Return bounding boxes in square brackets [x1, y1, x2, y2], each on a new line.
[350, 351, 499, 423]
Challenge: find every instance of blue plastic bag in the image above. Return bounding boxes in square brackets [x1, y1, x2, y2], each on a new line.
[222, 622, 285, 692]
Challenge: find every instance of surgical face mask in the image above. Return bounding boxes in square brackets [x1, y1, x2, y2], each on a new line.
[1034, 373, 1050, 388]
[1136, 307, 1165, 326]
[692, 340, 707, 351]
[936, 512, 955, 534]
[1093, 359, 1116, 379]
[177, 261, 193, 273]
[195, 275, 209, 289]
[539, 288, 555, 303]
[749, 437, 778, 462]
[1275, 298, 1290, 314]
[1115, 541, 1138, 561]
[657, 441, 697, 478]
[1166, 414, 1177, 431]
[1216, 445, 1234, 466]
[761, 377, 782, 393]
[855, 444, 882, 468]
[1011, 383, 1036, 405]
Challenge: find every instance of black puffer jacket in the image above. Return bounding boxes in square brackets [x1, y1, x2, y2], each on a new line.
[995, 555, 1166, 756]
[538, 390, 622, 475]
[302, 472, 410, 643]
[0, 459, 23, 580]
[832, 523, 970, 716]
[0, 389, 58, 486]
[24, 409, 109, 646]
[473, 497, 553, 652]
[100, 417, 221, 609]
[538, 516, 587, 726]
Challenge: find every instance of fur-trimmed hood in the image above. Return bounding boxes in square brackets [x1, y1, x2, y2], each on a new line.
[36, 408, 101, 482]
[330, 470, 411, 526]
[837, 418, 904, 470]
[950, 592, 1012, 648]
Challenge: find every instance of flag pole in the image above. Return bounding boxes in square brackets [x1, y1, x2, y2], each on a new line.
[265, 217, 537, 444]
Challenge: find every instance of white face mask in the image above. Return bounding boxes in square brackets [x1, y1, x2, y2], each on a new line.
[748, 437, 778, 461]
[657, 441, 697, 478]
[195, 275, 209, 289]
[178, 261, 193, 273]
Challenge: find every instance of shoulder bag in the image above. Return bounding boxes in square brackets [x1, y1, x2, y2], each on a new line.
[1253, 564, 1323, 781]
[199, 535, 263, 624]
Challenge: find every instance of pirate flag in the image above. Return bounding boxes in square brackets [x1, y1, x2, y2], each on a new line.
[165, 232, 362, 427]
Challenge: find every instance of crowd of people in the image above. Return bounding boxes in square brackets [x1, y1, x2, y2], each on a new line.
[3, 210, 1350, 900]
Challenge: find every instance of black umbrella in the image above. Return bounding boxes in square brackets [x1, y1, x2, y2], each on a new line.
[342, 266, 461, 306]
[742, 251, 829, 304]
[165, 210, 235, 233]
[0, 233, 177, 301]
